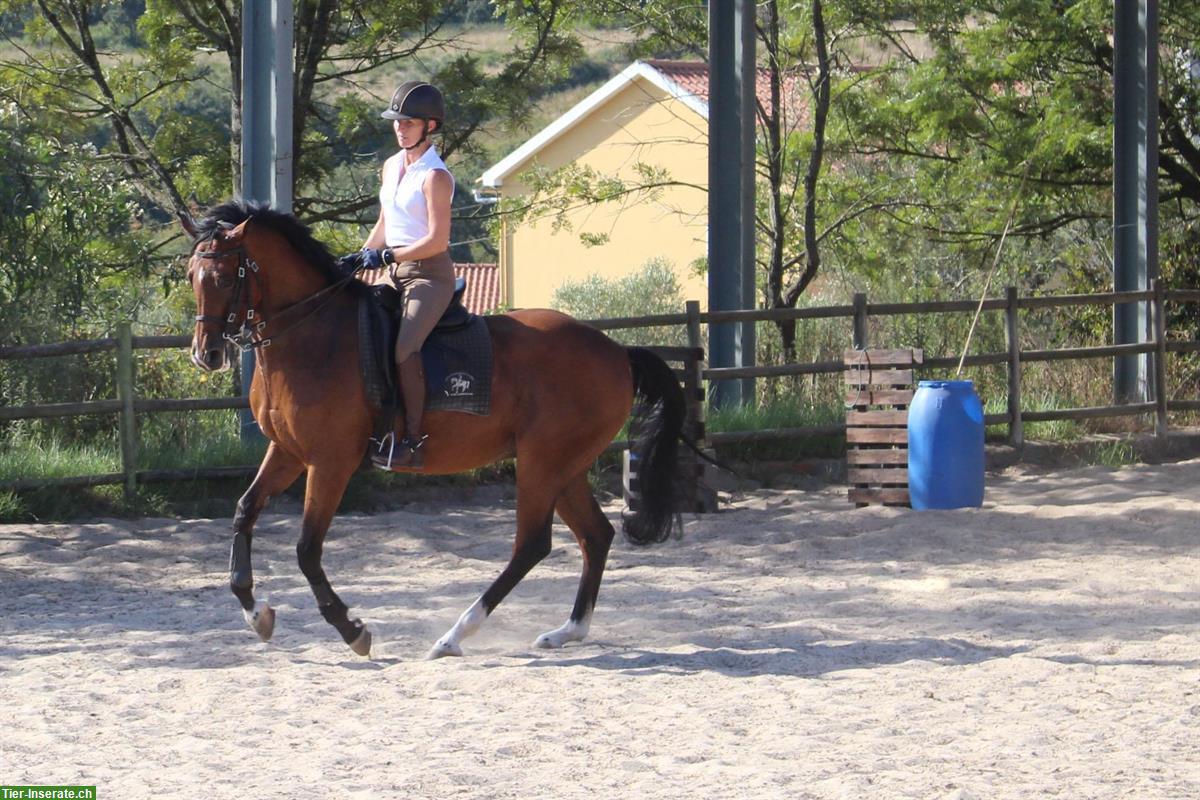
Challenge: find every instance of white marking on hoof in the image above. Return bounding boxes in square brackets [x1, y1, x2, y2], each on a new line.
[428, 597, 488, 659]
[243, 602, 275, 642]
[349, 624, 372, 658]
[426, 639, 464, 660]
[534, 616, 590, 650]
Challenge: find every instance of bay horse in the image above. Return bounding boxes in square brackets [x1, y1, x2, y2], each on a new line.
[183, 200, 685, 659]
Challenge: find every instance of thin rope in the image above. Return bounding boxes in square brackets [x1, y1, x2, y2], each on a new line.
[955, 163, 1036, 378]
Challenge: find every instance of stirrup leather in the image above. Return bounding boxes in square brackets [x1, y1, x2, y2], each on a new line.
[370, 432, 428, 470]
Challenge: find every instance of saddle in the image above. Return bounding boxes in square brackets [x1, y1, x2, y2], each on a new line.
[358, 277, 493, 447]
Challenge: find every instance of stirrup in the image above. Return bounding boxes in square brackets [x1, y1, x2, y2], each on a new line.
[370, 433, 428, 471]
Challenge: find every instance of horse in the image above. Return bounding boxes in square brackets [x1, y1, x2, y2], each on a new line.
[182, 200, 686, 659]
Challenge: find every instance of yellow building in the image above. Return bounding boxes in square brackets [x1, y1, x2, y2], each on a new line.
[479, 60, 713, 310]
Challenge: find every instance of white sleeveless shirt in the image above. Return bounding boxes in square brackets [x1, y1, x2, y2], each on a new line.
[379, 146, 455, 247]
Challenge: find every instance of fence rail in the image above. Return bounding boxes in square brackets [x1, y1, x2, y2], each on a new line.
[2, 284, 1193, 495]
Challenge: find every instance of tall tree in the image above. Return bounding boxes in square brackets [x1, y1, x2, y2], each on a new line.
[839, 0, 1199, 268]
[1, 0, 586, 226]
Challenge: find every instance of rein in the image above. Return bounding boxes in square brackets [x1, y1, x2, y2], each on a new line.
[194, 245, 357, 352]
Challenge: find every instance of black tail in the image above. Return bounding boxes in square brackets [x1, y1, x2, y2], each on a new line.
[623, 347, 686, 545]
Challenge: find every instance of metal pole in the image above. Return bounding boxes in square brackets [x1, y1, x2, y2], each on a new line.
[738, 3, 757, 406]
[239, 0, 293, 441]
[708, 0, 755, 409]
[1112, 0, 1158, 404]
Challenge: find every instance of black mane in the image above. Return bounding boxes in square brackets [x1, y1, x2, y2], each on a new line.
[196, 199, 342, 283]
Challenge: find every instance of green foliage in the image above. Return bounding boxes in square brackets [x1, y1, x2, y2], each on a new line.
[0, 435, 118, 482]
[1089, 439, 1138, 468]
[496, 161, 691, 246]
[0, 114, 156, 340]
[0, 491, 23, 521]
[551, 257, 688, 346]
[707, 397, 845, 460]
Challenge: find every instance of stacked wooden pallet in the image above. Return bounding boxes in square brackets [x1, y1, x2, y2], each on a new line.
[844, 348, 923, 506]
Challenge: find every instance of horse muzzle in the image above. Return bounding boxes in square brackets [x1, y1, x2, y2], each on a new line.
[191, 333, 230, 372]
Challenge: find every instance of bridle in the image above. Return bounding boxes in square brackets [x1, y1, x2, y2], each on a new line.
[192, 240, 357, 352]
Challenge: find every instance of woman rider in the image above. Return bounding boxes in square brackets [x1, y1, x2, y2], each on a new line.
[352, 81, 456, 470]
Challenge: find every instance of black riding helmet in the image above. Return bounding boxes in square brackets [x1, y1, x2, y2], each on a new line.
[381, 81, 445, 128]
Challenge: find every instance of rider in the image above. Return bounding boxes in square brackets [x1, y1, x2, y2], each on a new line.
[354, 81, 456, 470]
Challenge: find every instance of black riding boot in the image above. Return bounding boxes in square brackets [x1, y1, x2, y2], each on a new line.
[372, 354, 428, 470]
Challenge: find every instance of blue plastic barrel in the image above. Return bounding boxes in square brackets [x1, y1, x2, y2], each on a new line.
[907, 380, 985, 509]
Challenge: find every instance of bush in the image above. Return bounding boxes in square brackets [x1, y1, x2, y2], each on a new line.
[551, 257, 689, 347]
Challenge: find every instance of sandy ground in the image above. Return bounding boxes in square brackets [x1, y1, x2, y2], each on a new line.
[2, 459, 1199, 799]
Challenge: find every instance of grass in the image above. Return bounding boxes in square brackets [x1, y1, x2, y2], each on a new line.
[138, 434, 267, 472]
[0, 436, 120, 481]
[982, 392, 1087, 442]
[0, 421, 524, 522]
[1087, 439, 1138, 468]
[707, 397, 846, 461]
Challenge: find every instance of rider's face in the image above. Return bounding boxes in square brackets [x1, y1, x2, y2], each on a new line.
[394, 118, 427, 149]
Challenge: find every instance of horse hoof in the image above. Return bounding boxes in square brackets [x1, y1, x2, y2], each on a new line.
[245, 604, 276, 642]
[534, 621, 587, 650]
[426, 639, 463, 660]
[349, 626, 372, 658]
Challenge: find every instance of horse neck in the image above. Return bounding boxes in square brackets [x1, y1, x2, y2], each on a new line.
[238, 233, 360, 377]
[244, 235, 332, 313]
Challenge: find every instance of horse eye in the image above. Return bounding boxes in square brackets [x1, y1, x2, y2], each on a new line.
[213, 274, 235, 289]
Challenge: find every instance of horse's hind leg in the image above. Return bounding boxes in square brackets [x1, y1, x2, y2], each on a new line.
[295, 461, 373, 657]
[427, 468, 558, 659]
[534, 471, 615, 649]
[231, 443, 304, 641]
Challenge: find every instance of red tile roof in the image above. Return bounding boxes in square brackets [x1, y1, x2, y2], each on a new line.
[454, 263, 501, 314]
[644, 59, 808, 121]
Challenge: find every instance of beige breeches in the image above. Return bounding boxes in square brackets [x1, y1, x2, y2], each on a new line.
[384, 252, 455, 362]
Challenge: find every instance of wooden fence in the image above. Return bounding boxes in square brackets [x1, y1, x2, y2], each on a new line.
[3, 282, 1198, 496]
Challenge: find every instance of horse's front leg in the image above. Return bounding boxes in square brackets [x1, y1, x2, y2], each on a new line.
[295, 462, 372, 657]
[230, 442, 305, 641]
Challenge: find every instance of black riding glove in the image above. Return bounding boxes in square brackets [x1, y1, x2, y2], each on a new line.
[361, 247, 387, 270]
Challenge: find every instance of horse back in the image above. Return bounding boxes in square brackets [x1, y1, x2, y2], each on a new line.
[488, 308, 630, 375]
[486, 308, 634, 437]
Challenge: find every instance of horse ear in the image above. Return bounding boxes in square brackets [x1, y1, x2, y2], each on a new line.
[178, 211, 199, 240]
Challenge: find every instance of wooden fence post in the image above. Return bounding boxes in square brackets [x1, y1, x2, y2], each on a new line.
[686, 299, 703, 353]
[852, 292, 868, 349]
[1006, 287, 1024, 448]
[1153, 278, 1169, 438]
[686, 300, 705, 433]
[117, 323, 137, 500]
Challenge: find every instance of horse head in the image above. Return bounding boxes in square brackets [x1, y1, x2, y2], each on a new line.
[183, 214, 254, 372]
[181, 200, 349, 371]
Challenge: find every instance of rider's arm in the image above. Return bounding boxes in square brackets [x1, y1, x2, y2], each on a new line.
[363, 208, 387, 250]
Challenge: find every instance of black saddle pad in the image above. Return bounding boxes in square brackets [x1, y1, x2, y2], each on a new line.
[422, 316, 492, 416]
[357, 292, 492, 417]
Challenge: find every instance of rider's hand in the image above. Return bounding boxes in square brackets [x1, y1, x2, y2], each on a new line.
[361, 247, 386, 270]
[334, 251, 364, 276]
